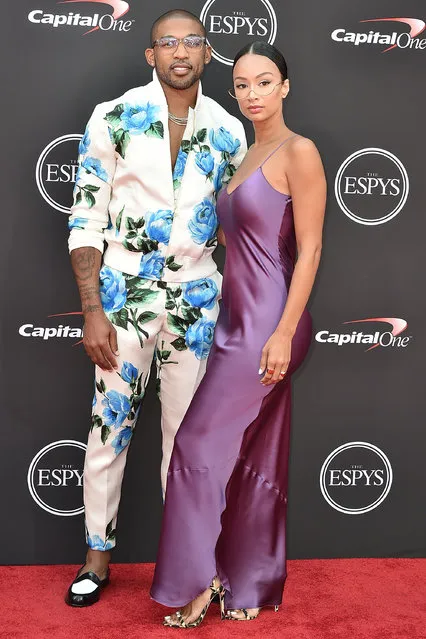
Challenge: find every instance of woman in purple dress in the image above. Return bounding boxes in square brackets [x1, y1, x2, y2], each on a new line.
[151, 41, 326, 627]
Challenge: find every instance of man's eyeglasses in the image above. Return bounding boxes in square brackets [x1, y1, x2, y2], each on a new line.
[228, 81, 284, 100]
[152, 36, 207, 51]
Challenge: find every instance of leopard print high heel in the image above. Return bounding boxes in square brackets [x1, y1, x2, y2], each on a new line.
[163, 578, 225, 628]
[225, 605, 279, 621]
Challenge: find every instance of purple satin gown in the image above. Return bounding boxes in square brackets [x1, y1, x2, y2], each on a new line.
[151, 140, 312, 609]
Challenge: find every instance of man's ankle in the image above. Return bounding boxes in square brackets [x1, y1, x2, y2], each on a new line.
[81, 549, 111, 576]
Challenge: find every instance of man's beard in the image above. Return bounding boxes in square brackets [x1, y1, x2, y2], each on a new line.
[156, 65, 203, 91]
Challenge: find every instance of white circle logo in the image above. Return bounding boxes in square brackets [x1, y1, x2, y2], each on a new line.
[200, 0, 277, 66]
[319, 442, 393, 515]
[334, 148, 409, 225]
[36, 134, 82, 213]
[27, 439, 86, 516]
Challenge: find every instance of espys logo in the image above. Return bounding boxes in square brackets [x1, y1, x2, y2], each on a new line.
[28, 1, 134, 35]
[200, 0, 277, 66]
[27, 440, 86, 516]
[36, 134, 82, 214]
[331, 17, 426, 52]
[320, 442, 393, 515]
[335, 148, 409, 226]
[316, 317, 411, 351]
[19, 312, 83, 343]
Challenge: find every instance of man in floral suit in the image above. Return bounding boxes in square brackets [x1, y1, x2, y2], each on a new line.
[65, 9, 246, 606]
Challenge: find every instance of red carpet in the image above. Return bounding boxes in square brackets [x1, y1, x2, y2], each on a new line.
[1, 560, 425, 639]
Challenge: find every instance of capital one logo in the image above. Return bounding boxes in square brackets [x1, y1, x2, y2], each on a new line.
[27, 440, 86, 516]
[335, 148, 409, 225]
[331, 18, 426, 53]
[28, 1, 134, 35]
[200, 0, 277, 66]
[320, 442, 393, 515]
[36, 134, 82, 214]
[19, 312, 83, 343]
[316, 317, 411, 351]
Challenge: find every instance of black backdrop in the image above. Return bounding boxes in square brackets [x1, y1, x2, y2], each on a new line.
[2, 0, 425, 564]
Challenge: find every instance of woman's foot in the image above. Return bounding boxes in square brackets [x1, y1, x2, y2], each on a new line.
[225, 605, 279, 621]
[226, 608, 260, 620]
[164, 578, 223, 627]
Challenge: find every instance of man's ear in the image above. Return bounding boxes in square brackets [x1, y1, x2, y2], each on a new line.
[204, 45, 212, 65]
[145, 48, 155, 67]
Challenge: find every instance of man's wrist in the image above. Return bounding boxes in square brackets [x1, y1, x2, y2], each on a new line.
[83, 303, 103, 317]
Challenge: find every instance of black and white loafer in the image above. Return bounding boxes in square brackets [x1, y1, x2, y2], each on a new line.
[65, 568, 110, 607]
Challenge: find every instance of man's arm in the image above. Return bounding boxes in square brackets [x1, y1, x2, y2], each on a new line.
[69, 105, 119, 371]
[70, 247, 119, 371]
[71, 247, 102, 315]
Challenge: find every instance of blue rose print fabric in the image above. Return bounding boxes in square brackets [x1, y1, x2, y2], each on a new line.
[85, 265, 222, 551]
[68, 72, 248, 280]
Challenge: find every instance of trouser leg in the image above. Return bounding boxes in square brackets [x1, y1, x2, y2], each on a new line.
[155, 275, 222, 494]
[83, 269, 164, 549]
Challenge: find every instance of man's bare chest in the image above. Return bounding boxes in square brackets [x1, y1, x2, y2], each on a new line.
[169, 123, 185, 172]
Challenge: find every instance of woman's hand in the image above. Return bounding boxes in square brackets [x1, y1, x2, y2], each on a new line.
[259, 330, 292, 386]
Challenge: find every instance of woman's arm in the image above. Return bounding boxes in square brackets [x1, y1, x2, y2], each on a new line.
[260, 137, 326, 385]
[217, 225, 226, 247]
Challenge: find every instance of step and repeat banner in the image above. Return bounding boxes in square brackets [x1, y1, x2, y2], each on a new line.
[1, 0, 425, 564]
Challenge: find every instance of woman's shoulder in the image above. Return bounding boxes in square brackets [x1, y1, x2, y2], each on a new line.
[285, 133, 320, 157]
[281, 133, 324, 181]
[273, 134, 322, 171]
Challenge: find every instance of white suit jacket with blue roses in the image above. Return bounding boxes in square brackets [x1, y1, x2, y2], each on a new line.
[68, 70, 247, 282]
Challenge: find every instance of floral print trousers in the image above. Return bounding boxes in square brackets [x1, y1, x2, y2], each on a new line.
[84, 265, 221, 551]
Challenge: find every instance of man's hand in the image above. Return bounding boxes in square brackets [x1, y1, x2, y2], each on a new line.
[83, 310, 119, 371]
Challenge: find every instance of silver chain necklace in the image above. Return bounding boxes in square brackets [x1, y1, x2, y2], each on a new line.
[168, 112, 188, 126]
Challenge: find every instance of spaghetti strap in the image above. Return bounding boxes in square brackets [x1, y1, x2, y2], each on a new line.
[261, 133, 298, 167]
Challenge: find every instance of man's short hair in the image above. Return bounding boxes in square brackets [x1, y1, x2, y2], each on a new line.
[151, 9, 207, 45]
